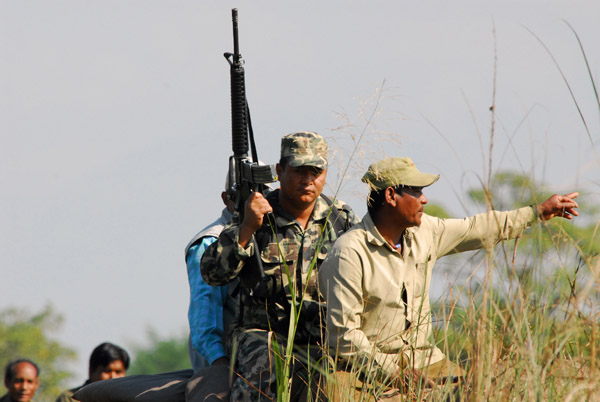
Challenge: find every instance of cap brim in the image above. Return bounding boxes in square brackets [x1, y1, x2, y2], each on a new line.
[287, 157, 328, 169]
[402, 172, 440, 187]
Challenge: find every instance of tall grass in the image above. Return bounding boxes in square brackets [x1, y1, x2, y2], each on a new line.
[438, 22, 600, 401]
[257, 24, 600, 402]
[434, 228, 599, 400]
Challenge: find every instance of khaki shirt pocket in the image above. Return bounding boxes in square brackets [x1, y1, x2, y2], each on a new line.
[413, 261, 429, 298]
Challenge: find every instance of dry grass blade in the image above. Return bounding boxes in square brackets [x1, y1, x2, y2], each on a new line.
[562, 19, 600, 123]
[523, 25, 594, 144]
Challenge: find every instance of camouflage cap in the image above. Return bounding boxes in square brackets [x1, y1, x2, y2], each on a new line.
[280, 131, 328, 168]
[362, 157, 440, 190]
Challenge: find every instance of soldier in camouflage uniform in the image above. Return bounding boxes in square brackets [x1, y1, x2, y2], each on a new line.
[201, 131, 359, 401]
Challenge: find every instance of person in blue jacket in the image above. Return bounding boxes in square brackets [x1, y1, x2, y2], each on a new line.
[185, 184, 237, 369]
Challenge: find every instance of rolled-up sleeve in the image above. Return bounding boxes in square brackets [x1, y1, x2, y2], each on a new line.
[200, 223, 254, 286]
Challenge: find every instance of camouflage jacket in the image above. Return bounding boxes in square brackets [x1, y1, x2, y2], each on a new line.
[201, 189, 359, 343]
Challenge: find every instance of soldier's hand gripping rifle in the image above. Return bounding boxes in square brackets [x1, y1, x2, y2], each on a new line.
[224, 8, 277, 289]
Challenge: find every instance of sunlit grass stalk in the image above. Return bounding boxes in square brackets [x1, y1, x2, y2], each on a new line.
[266, 83, 386, 402]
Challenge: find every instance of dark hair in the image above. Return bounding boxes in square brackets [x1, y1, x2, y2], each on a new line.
[366, 188, 387, 216]
[4, 359, 39, 383]
[278, 157, 288, 169]
[367, 185, 409, 216]
[89, 343, 130, 372]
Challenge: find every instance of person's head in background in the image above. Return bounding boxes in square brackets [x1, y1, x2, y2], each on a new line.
[3, 359, 39, 402]
[88, 343, 130, 383]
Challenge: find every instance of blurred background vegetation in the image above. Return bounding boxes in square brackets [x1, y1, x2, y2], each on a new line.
[0, 307, 189, 401]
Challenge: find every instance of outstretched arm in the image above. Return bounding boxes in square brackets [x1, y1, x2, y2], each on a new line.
[536, 192, 579, 221]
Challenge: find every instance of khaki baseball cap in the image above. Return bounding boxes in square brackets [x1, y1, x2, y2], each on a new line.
[362, 157, 440, 190]
[280, 131, 328, 168]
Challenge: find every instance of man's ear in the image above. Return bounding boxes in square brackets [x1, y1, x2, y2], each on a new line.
[222, 191, 235, 213]
[385, 187, 396, 207]
[276, 163, 282, 178]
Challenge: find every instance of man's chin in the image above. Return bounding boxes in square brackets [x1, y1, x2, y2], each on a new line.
[298, 192, 318, 203]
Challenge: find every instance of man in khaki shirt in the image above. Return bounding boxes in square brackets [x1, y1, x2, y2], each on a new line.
[319, 157, 579, 399]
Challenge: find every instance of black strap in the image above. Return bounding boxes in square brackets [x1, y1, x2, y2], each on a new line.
[320, 194, 353, 236]
[246, 100, 259, 164]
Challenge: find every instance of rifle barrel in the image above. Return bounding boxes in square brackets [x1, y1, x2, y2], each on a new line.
[232, 9, 239, 60]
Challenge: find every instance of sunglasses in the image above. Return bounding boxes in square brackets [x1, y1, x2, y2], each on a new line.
[395, 185, 424, 198]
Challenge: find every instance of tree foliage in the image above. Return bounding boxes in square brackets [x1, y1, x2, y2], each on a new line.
[424, 202, 452, 219]
[127, 328, 190, 375]
[0, 305, 76, 400]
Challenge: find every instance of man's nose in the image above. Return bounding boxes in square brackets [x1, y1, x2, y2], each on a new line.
[421, 194, 428, 204]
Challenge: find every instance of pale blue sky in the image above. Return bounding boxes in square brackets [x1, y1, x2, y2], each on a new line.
[1, 0, 599, 386]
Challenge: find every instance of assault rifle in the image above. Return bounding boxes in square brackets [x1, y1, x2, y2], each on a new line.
[224, 8, 277, 289]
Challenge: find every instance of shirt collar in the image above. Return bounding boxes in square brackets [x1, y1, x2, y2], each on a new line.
[362, 212, 418, 251]
[219, 207, 233, 226]
[363, 212, 389, 248]
[311, 194, 335, 222]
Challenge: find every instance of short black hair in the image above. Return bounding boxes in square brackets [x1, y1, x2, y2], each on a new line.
[4, 359, 39, 383]
[367, 185, 411, 216]
[89, 343, 130, 372]
[279, 157, 288, 169]
[366, 188, 387, 216]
